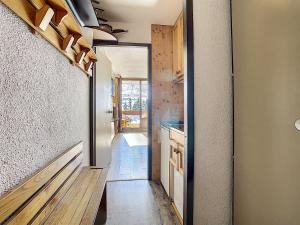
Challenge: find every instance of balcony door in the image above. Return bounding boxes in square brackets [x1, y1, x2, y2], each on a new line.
[121, 79, 148, 132]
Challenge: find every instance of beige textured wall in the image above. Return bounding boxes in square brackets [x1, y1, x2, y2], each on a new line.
[193, 0, 233, 224]
[151, 24, 184, 180]
[108, 22, 152, 44]
[0, 3, 90, 196]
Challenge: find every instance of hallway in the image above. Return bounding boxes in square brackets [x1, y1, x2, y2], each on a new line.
[105, 133, 181, 225]
[105, 180, 181, 225]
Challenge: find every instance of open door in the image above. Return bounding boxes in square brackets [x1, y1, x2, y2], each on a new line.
[95, 50, 113, 167]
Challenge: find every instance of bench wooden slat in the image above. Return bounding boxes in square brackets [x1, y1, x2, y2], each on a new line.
[0, 142, 108, 225]
[30, 166, 82, 225]
[70, 169, 103, 225]
[44, 168, 101, 225]
[6, 154, 83, 225]
[0, 142, 83, 224]
[80, 167, 108, 225]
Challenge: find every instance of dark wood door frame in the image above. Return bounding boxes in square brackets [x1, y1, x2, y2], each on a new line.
[91, 1, 195, 222]
[90, 47, 97, 167]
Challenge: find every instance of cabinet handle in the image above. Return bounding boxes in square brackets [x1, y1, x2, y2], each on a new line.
[170, 158, 177, 168]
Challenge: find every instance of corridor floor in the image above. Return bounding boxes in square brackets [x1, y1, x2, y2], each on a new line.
[107, 133, 148, 181]
[105, 180, 181, 225]
[105, 133, 181, 225]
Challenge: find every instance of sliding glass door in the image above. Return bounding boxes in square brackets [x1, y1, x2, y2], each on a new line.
[121, 79, 148, 131]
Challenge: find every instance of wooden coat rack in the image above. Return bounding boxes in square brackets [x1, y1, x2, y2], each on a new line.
[2, 0, 97, 76]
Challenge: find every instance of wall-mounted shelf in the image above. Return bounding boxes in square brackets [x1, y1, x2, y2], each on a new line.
[90, 27, 118, 42]
[2, 0, 97, 76]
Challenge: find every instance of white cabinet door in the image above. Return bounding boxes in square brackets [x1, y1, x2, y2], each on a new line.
[174, 169, 184, 218]
[160, 126, 170, 195]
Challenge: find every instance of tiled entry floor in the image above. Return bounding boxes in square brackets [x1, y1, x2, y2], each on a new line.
[105, 180, 181, 225]
[107, 133, 148, 181]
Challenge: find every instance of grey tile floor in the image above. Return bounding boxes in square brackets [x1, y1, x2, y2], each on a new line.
[107, 133, 148, 181]
[105, 180, 181, 225]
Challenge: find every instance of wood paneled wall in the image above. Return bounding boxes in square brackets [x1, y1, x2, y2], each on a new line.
[151, 24, 184, 180]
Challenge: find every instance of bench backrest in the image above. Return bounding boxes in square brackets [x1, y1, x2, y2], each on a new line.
[0, 142, 83, 225]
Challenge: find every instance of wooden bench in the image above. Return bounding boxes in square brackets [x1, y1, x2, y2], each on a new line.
[0, 142, 108, 225]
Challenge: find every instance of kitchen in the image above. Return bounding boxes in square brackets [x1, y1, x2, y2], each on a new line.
[158, 11, 185, 223]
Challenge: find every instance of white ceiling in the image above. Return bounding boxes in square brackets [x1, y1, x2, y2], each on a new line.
[100, 46, 148, 78]
[93, 0, 183, 25]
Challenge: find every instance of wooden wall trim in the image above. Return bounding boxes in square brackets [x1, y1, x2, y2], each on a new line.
[2, 0, 96, 76]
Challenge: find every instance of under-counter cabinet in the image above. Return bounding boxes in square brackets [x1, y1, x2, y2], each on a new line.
[173, 166, 184, 218]
[161, 126, 171, 195]
[170, 140, 184, 220]
[161, 125, 184, 222]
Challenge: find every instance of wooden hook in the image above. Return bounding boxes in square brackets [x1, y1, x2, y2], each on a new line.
[75, 48, 90, 65]
[52, 9, 68, 26]
[62, 34, 74, 52]
[84, 60, 96, 72]
[47, 0, 68, 26]
[72, 33, 82, 47]
[35, 5, 54, 31]
[83, 48, 91, 55]
[75, 51, 86, 65]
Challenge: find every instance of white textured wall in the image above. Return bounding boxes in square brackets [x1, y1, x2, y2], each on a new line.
[0, 3, 90, 196]
[193, 0, 233, 225]
[108, 22, 151, 43]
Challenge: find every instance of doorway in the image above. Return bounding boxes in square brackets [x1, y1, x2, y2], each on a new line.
[93, 44, 152, 181]
[91, 2, 194, 224]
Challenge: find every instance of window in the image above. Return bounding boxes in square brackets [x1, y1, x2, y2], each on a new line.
[121, 79, 148, 129]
